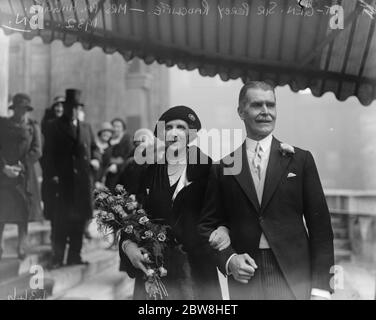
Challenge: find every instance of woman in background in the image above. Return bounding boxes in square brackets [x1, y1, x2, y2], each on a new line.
[0, 94, 42, 260]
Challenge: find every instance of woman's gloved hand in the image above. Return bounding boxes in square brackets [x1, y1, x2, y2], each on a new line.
[122, 240, 151, 275]
[107, 163, 118, 174]
[209, 226, 231, 251]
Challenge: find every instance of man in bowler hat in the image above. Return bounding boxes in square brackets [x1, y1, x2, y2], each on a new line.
[43, 89, 101, 268]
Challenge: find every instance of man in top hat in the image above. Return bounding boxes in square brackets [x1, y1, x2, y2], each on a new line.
[0, 93, 42, 259]
[43, 89, 101, 268]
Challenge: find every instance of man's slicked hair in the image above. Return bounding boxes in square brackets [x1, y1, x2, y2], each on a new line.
[238, 81, 276, 107]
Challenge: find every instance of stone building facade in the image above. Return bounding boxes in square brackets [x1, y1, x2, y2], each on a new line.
[1, 31, 170, 136]
[0, 30, 9, 116]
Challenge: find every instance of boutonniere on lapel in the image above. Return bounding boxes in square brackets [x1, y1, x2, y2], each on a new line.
[279, 143, 295, 157]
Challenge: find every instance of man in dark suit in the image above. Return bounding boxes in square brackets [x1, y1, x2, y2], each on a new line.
[43, 89, 101, 268]
[200, 81, 334, 300]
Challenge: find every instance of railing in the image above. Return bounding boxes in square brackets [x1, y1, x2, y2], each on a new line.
[325, 189, 376, 216]
[330, 208, 376, 218]
[325, 190, 376, 264]
[325, 191, 376, 299]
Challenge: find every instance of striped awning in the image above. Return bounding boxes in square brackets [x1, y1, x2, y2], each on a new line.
[1, 0, 376, 105]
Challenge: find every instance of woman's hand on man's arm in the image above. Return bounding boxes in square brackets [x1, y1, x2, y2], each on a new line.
[122, 240, 150, 275]
[209, 226, 231, 251]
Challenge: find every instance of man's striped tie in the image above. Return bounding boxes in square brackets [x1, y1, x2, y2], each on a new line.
[252, 142, 262, 181]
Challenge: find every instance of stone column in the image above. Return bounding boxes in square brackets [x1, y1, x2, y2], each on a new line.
[0, 29, 9, 116]
[125, 59, 152, 131]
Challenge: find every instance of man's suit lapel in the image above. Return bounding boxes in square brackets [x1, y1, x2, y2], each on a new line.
[231, 142, 260, 212]
[261, 137, 292, 212]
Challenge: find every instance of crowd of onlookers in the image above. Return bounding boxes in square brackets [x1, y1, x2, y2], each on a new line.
[0, 89, 143, 268]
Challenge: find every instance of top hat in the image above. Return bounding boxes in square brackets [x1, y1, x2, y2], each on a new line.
[8, 93, 33, 111]
[65, 89, 85, 107]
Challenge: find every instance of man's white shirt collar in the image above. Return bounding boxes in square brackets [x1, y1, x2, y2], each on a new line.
[246, 134, 273, 154]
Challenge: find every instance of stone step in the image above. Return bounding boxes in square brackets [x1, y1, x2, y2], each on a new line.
[0, 271, 55, 300]
[0, 229, 117, 300]
[47, 248, 119, 299]
[18, 245, 53, 274]
[334, 239, 351, 251]
[0, 245, 52, 282]
[1, 237, 107, 275]
[0, 245, 54, 300]
[2, 219, 112, 259]
[0, 249, 117, 300]
[56, 262, 134, 300]
[2, 222, 51, 256]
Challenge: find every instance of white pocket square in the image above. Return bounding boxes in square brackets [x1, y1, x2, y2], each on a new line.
[287, 173, 297, 178]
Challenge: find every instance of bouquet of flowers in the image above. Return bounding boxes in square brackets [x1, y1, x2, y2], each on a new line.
[94, 184, 171, 300]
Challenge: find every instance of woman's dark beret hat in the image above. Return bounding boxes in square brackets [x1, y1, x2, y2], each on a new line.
[154, 105, 201, 137]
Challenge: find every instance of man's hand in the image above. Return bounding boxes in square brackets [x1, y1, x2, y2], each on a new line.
[209, 226, 231, 251]
[90, 159, 100, 171]
[122, 240, 149, 275]
[52, 176, 59, 184]
[2, 165, 21, 178]
[107, 163, 118, 174]
[228, 253, 258, 284]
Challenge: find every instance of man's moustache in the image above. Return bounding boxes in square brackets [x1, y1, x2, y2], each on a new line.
[256, 118, 273, 122]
